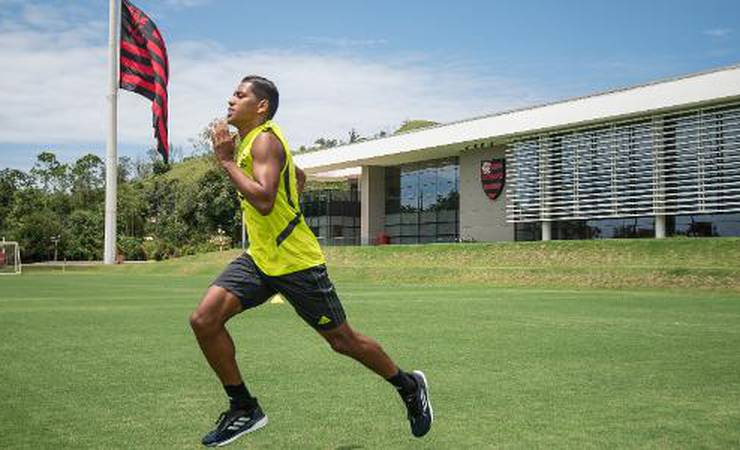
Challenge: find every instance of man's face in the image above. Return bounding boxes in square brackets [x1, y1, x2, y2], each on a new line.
[226, 82, 268, 127]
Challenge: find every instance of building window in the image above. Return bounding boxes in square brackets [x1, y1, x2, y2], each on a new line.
[515, 217, 655, 241]
[514, 212, 740, 240]
[670, 213, 740, 237]
[515, 222, 540, 241]
[300, 185, 360, 246]
[384, 158, 459, 244]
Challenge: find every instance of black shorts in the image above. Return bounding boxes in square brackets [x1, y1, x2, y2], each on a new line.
[211, 253, 346, 331]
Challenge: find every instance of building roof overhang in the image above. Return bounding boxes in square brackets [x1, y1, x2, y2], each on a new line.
[295, 64, 740, 175]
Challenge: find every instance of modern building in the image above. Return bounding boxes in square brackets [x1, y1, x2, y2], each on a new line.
[295, 65, 740, 244]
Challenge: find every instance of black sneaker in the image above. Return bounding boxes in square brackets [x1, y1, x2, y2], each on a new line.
[403, 370, 433, 437]
[201, 405, 268, 447]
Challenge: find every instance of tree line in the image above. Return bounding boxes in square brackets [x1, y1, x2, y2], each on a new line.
[0, 150, 240, 263]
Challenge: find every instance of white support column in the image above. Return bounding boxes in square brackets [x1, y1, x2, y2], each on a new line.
[538, 136, 551, 241]
[652, 117, 668, 240]
[360, 166, 385, 245]
[541, 221, 552, 241]
[655, 215, 666, 239]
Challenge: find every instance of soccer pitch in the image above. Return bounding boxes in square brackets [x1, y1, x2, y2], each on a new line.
[2, 264, 740, 448]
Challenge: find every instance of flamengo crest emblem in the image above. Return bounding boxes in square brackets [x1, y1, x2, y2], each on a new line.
[481, 159, 505, 201]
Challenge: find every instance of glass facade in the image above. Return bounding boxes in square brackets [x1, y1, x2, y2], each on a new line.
[384, 158, 459, 244]
[553, 217, 656, 239]
[507, 103, 740, 222]
[514, 222, 542, 241]
[301, 187, 360, 246]
[515, 212, 740, 240]
[670, 213, 740, 237]
[509, 102, 740, 241]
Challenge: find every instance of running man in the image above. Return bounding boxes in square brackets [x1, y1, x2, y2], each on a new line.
[189, 75, 433, 447]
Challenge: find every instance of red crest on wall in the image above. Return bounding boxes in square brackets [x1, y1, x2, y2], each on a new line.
[481, 159, 505, 201]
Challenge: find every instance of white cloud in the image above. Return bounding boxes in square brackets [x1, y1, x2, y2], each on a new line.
[704, 28, 732, 38]
[0, 4, 543, 162]
[167, 45, 544, 148]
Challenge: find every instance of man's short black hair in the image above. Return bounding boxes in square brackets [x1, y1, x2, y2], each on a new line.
[241, 75, 279, 120]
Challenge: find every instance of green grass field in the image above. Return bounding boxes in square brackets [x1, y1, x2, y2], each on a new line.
[2, 240, 740, 448]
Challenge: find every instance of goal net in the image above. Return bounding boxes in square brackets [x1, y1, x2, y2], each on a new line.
[0, 241, 21, 275]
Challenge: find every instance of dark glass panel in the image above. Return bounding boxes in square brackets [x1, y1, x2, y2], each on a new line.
[384, 157, 459, 243]
[515, 222, 541, 241]
[672, 213, 740, 237]
[437, 222, 457, 235]
[385, 213, 401, 226]
[420, 167, 438, 212]
[300, 187, 360, 246]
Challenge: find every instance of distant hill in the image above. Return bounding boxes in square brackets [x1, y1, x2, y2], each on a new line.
[159, 155, 214, 186]
[394, 120, 439, 134]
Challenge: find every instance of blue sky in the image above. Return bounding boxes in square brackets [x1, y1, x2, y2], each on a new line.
[1, 0, 738, 170]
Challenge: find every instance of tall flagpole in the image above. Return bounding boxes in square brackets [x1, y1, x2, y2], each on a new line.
[104, 0, 120, 264]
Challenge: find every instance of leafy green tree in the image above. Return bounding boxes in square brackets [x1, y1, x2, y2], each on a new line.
[141, 178, 184, 257]
[63, 209, 104, 260]
[117, 182, 146, 237]
[193, 167, 241, 240]
[28, 151, 71, 219]
[70, 153, 104, 210]
[313, 137, 339, 149]
[0, 169, 32, 235]
[31, 151, 69, 193]
[7, 187, 46, 229]
[16, 211, 63, 262]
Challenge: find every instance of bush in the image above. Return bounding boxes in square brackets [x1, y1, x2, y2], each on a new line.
[117, 235, 146, 261]
[142, 239, 176, 261]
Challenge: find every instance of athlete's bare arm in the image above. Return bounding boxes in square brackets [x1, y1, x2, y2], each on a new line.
[211, 121, 285, 215]
[295, 166, 306, 195]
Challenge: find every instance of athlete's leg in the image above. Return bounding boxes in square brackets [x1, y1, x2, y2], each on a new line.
[271, 264, 432, 437]
[189, 286, 244, 385]
[271, 265, 400, 379]
[318, 320, 433, 437]
[193, 253, 275, 447]
[318, 321, 398, 378]
[191, 287, 269, 447]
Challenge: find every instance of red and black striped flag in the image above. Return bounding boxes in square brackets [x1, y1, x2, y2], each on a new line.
[120, 0, 169, 162]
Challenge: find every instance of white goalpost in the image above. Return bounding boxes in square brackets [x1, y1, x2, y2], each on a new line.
[0, 239, 22, 275]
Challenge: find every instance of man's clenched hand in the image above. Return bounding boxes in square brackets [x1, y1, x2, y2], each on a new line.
[210, 120, 238, 165]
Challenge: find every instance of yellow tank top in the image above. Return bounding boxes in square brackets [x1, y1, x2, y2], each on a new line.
[236, 121, 325, 276]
